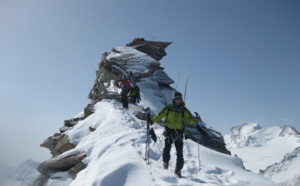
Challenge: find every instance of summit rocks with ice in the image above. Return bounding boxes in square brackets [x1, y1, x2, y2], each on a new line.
[88, 38, 173, 103]
[225, 123, 300, 185]
[32, 39, 275, 186]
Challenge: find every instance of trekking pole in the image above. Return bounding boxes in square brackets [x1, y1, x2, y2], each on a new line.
[197, 137, 201, 171]
[195, 112, 202, 171]
[145, 112, 151, 164]
[145, 123, 150, 164]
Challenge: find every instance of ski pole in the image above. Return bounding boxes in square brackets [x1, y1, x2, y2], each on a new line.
[145, 123, 150, 164]
[195, 112, 202, 171]
[145, 112, 151, 164]
[197, 137, 201, 171]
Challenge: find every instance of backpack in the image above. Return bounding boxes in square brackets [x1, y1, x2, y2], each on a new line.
[129, 87, 136, 97]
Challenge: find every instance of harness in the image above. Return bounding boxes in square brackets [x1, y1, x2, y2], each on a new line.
[164, 105, 188, 142]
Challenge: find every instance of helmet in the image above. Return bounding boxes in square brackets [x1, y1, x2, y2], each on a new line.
[172, 91, 182, 100]
[122, 75, 126, 80]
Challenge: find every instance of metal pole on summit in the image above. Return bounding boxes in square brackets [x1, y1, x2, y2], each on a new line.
[175, 72, 180, 91]
[184, 74, 191, 102]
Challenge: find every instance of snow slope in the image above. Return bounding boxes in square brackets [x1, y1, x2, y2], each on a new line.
[41, 77, 276, 186]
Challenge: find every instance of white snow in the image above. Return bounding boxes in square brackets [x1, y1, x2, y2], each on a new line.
[48, 77, 275, 185]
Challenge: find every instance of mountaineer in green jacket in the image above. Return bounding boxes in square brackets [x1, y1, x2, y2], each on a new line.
[148, 91, 201, 178]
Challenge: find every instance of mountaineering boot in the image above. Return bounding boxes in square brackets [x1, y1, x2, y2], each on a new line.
[163, 162, 169, 170]
[174, 169, 182, 178]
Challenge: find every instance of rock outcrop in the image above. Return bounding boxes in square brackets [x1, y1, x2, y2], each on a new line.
[126, 38, 172, 61]
[36, 151, 87, 176]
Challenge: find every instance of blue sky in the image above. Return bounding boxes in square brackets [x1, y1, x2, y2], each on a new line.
[1, 0, 299, 167]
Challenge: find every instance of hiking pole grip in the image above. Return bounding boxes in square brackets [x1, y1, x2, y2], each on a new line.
[146, 112, 152, 126]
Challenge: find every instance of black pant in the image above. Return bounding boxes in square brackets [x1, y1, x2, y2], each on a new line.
[163, 128, 184, 171]
[129, 96, 136, 104]
[121, 91, 129, 108]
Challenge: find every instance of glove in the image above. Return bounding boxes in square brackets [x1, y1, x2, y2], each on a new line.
[149, 128, 157, 142]
[185, 133, 191, 140]
[147, 118, 153, 125]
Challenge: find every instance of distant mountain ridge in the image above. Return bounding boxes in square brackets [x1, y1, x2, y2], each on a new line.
[0, 159, 40, 186]
[225, 123, 300, 148]
[225, 123, 300, 185]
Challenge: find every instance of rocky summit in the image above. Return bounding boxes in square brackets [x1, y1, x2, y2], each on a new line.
[88, 38, 173, 104]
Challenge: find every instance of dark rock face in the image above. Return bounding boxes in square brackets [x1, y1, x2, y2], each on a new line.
[186, 124, 231, 155]
[126, 38, 172, 61]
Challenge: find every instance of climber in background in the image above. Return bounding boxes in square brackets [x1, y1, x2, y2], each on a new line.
[119, 75, 132, 109]
[129, 85, 141, 104]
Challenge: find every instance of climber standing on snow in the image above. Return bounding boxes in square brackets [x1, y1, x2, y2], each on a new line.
[147, 91, 201, 178]
[119, 75, 132, 109]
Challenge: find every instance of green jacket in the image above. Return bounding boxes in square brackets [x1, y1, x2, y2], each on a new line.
[151, 102, 197, 130]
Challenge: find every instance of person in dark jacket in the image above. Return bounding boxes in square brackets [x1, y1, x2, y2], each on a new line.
[129, 85, 141, 104]
[148, 91, 200, 178]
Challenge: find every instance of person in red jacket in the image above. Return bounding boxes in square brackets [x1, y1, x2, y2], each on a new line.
[119, 75, 132, 109]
